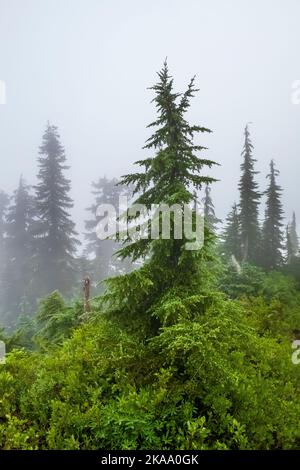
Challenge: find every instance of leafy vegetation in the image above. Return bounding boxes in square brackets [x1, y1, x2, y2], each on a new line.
[0, 64, 299, 450]
[0, 271, 299, 450]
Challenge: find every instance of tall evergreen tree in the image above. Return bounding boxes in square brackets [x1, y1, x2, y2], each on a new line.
[222, 202, 241, 261]
[238, 124, 261, 263]
[34, 123, 80, 297]
[2, 177, 36, 322]
[0, 190, 9, 320]
[261, 160, 284, 270]
[85, 176, 132, 286]
[104, 62, 218, 333]
[118, 62, 217, 263]
[0, 190, 8, 270]
[202, 184, 221, 232]
[286, 225, 293, 264]
[286, 212, 299, 263]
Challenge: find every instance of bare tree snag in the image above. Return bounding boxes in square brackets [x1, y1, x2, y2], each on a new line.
[83, 276, 91, 313]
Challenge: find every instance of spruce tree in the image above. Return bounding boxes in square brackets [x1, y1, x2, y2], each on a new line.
[261, 160, 284, 270]
[4, 176, 35, 321]
[0, 191, 9, 319]
[286, 212, 299, 263]
[222, 202, 241, 261]
[118, 62, 217, 262]
[238, 124, 261, 263]
[85, 176, 132, 285]
[286, 225, 293, 264]
[202, 184, 221, 232]
[3, 177, 36, 320]
[0, 190, 8, 270]
[103, 62, 218, 332]
[34, 123, 80, 297]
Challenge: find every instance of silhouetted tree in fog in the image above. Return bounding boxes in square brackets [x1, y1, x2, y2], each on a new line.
[222, 202, 241, 261]
[0, 191, 9, 319]
[3, 177, 36, 322]
[85, 176, 133, 288]
[286, 212, 299, 264]
[34, 123, 80, 297]
[238, 124, 261, 263]
[202, 184, 221, 232]
[261, 160, 284, 269]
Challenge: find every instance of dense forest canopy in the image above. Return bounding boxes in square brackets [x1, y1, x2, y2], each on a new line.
[0, 64, 299, 450]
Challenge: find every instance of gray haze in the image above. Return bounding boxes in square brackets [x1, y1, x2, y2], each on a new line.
[0, 0, 299, 242]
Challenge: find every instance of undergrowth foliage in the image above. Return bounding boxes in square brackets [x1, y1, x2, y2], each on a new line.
[0, 64, 299, 450]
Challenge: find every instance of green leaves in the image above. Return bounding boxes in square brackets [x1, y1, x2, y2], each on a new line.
[0, 288, 299, 449]
[0, 64, 299, 452]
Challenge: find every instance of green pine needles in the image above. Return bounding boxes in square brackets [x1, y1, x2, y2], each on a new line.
[102, 62, 219, 331]
[118, 61, 218, 262]
[238, 124, 261, 264]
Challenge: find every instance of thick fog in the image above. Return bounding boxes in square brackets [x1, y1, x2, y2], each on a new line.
[0, 0, 299, 239]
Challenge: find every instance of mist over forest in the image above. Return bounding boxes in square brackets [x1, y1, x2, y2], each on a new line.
[0, 0, 299, 455]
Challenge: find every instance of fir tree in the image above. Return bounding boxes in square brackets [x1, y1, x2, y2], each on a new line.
[238, 124, 261, 263]
[202, 184, 221, 232]
[34, 123, 80, 297]
[286, 212, 299, 263]
[0, 190, 8, 270]
[0, 190, 9, 319]
[222, 202, 241, 261]
[286, 225, 293, 264]
[103, 62, 218, 333]
[3, 177, 36, 320]
[118, 62, 217, 263]
[85, 176, 132, 286]
[261, 160, 284, 270]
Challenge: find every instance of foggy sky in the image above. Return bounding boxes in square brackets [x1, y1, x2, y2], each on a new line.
[0, 0, 299, 243]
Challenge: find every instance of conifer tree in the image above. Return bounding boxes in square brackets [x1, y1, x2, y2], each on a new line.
[0, 191, 9, 319]
[286, 225, 293, 264]
[85, 176, 132, 285]
[34, 124, 80, 297]
[202, 184, 221, 232]
[3, 177, 36, 319]
[261, 160, 284, 270]
[238, 124, 261, 263]
[290, 212, 299, 250]
[0, 190, 8, 270]
[222, 203, 241, 261]
[286, 212, 299, 263]
[104, 62, 218, 332]
[118, 62, 217, 263]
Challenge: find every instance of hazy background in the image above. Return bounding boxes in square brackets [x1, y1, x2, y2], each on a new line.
[0, 0, 299, 243]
